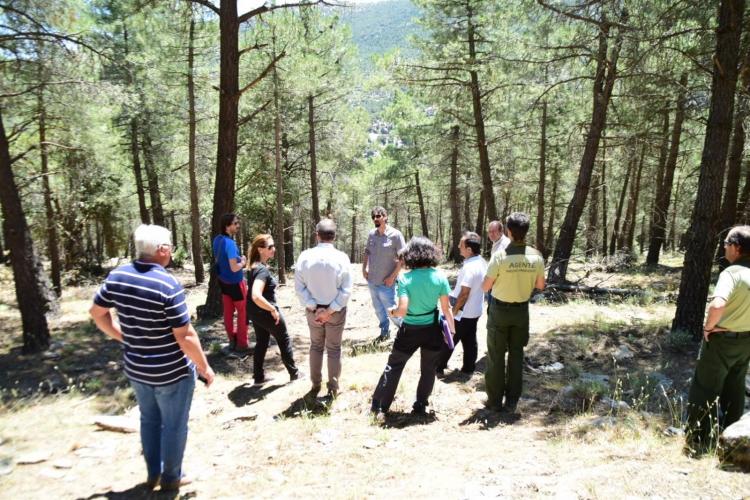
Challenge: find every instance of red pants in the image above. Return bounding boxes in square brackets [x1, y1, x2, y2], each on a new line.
[221, 280, 248, 348]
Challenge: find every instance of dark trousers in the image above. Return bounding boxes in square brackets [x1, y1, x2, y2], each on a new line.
[686, 334, 750, 450]
[485, 302, 529, 408]
[437, 316, 479, 372]
[372, 323, 443, 412]
[250, 309, 298, 382]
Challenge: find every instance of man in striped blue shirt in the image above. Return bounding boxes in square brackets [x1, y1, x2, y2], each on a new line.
[90, 224, 214, 491]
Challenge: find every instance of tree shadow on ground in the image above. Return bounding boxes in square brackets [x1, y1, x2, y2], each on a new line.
[379, 410, 437, 428]
[0, 318, 129, 405]
[76, 483, 187, 500]
[227, 382, 284, 407]
[459, 408, 520, 429]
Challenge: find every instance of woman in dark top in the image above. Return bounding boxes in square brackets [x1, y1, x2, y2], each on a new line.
[246, 234, 300, 384]
[371, 237, 456, 416]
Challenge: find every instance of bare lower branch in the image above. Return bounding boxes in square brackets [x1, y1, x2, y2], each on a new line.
[239, 52, 285, 96]
[189, 0, 219, 14]
[238, 99, 272, 127]
[238, 1, 343, 24]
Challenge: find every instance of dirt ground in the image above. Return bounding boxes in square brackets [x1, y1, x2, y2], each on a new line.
[1, 259, 749, 499]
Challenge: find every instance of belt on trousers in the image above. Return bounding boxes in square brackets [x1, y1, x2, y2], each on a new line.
[490, 297, 528, 307]
[315, 303, 330, 309]
[722, 331, 750, 339]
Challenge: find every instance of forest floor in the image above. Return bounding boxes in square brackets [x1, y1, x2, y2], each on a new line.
[1, 256, 750, 499]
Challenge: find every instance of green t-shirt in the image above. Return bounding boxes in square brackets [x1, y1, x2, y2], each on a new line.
[397, 267, 451, 326]
[713, 258, 750, 332]
[486, 242, 545, 303]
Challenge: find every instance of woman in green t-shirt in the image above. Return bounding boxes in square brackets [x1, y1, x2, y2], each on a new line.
[371, 237, 456, 416]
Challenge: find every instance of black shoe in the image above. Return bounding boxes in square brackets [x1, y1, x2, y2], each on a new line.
[502, 401, 518, 413]
[435, 368, 446, 378]
[375, 333, 390, 343]
[411, 401, 428, 415]
[289, 370, 305, 382]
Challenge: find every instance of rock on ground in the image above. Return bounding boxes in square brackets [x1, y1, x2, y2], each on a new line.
[719, 413, 750, 471]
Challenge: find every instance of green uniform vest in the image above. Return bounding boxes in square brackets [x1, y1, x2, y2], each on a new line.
[715, 256, 750, 332]
[486, 242, 544, 303]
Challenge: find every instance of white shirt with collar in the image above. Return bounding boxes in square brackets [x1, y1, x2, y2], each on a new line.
[450, 255, 488, 320]
[294, 242, 353, 312]
[492, 234, 511, 255]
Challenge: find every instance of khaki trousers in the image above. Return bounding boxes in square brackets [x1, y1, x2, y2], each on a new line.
[306, 308, 347, 392]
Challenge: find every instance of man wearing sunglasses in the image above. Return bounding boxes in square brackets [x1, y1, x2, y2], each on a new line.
[363, 206, 406, 342]
[685, 225, 750, 454]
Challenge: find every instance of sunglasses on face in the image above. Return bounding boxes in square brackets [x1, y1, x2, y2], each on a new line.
[265, 244, 275, 249]
[372, 214, 384, 220]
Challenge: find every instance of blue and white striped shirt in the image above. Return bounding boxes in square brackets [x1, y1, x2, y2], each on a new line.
[94, 260, 193, 386]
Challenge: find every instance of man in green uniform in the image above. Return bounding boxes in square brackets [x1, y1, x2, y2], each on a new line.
[482, 212, 545, 413]
[685, 225, 750, 453]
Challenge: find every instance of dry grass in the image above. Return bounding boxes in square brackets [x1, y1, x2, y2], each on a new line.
[0, 260, 749, 498]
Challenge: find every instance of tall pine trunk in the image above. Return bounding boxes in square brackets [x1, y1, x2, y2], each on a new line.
[415, 170, 429, 239]
[37, 81, 61, 296]
[187, 11, 204, 283]
[609, 150, 633, 255]
[308, 94, 320, 248]
[549, 20, 622, 282]
[141, 125, 165, 226]
[0, 109, 54, 353]
[130, 119, 150, 224]
[536, 101, 547, 255]
[672, 0, 745, 337]
[448, 125, 461, 262]
[466, 5, 497, 222]
[647, 73, 688, 264]
[272, 36, 286, 284]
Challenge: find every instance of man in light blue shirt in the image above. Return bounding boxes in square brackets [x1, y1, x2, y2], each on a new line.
[295, 219, 353, 398]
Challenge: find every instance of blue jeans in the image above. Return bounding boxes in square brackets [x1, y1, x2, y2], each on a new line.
[368, 283, 401, 335]
[130, 372, 195, 483]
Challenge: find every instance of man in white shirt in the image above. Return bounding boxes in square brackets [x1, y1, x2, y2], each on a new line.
[437, 231, 488, 376]
[488, 220, 510, 255]
[294, 219, 353, 399]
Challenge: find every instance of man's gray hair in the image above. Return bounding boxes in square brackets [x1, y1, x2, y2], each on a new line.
[316, 218, 337, 242]
[134, 224, 172, 258]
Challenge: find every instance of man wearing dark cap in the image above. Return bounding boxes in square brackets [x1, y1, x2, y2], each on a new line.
[482, 212, 545, 413]
[685, 225, 750, 454]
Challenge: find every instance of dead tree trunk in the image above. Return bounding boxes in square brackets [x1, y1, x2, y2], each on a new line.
[673, 0, 745, 337]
